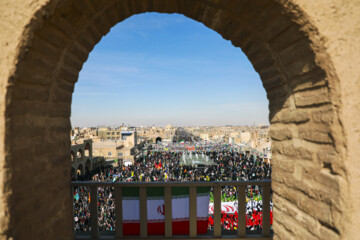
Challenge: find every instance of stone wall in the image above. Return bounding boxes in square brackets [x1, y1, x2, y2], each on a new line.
[0, 0, 359, 239]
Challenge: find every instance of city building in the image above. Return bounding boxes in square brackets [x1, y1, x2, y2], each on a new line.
[70, 139, 93, 180]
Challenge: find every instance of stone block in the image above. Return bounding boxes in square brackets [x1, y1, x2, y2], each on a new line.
[270, 126, 293, 141]
[311, 107, 335, 125]
[36, 22, 70, 49]
[68, 43, 89, 63]
[316, 149, 345, 176]
[58, 66, 78, 84]
[297, 192, 333, 226]
[31, 35, 62, 60]
[295, 87, 330, 107]
[271, 109, 310, 124]
[267, 85, 289, 101]
[319, 225, 340, 240]
[281, 143, 313, 160]
[314, 168, 341, 192]
[261, 11, 292, 41]
[276, 193, 321, 238]
[49, 88, 72, 103]
[13, 84, 50, 102]
[261, 74, 286, 90]
[299, 124, 333, 144]
[290, 68, 327, 92]
[16, 61, 53, 86]
[270, 24, 304, 52]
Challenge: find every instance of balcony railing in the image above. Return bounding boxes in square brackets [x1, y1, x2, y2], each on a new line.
[72, 180, 272, 239]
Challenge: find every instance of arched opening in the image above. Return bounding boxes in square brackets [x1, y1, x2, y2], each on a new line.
[77, 149, 84, 159]
[85, 159, 91, 176]
[84, 149, 90, 157]
[156, 137, 162, 144]
[77, 164, 84, 179]
[71, 151, 75, 162]
[1, 1, 347, 239]
[84, 142, 91, 157]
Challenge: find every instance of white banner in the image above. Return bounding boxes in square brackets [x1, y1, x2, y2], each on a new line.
[123, 196, 210, 222]
[208, 201, 237, 214]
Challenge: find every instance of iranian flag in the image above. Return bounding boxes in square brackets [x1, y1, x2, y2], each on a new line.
[122, 187, 210, 235]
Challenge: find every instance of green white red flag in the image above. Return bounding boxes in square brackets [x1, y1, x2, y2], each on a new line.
[122, 187, 210, 235]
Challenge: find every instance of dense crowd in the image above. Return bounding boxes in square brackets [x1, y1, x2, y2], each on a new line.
[208, 209, 274, 231]
[208, 186, 273, 231]
[73, 142, 272, 232]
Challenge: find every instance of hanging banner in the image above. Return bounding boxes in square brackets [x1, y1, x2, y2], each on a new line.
[208, 201, 238, 214]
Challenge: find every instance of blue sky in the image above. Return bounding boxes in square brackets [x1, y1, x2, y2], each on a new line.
[71, 13, 269, 127]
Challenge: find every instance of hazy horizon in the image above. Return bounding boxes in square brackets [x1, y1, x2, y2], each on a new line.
[72, 123, 270, 129]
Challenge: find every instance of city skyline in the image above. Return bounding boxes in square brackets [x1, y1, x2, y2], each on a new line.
[71, 13, 269, 127]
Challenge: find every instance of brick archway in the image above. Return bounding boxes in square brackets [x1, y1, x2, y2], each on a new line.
[1, 0, 357, 239]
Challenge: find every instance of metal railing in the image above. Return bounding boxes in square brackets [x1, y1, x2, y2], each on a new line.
[72, 180, 272, 239]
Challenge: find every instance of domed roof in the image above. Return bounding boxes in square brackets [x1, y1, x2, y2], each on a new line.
[165, 124, 172, 129]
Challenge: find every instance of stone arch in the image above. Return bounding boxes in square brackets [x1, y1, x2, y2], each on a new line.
[76, 149, 83, 159]
[156, 137, 162, 143]
[1, 0, 355, 239]
[84, 142, 91, 157]
[70, 150, 75, 162]
[76, 164, 84, 178]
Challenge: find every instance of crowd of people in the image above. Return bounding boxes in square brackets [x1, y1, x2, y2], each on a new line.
[208, 187, 273, 231]
[208, 209, 274, 231]
[73, 142, 272, 232]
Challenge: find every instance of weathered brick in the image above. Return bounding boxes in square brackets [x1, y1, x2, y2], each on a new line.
[13, 83, 50, 102]
[297, 192, 333, 226]
[224, 0, 247, 17]
[250, 2, 279, 32]
[285, 58, 316, 80]
[299, 124, 333, 144]
[282, 144, 313, 160]
[271, 109, 310, 124]
[319, 225, 340, 240]
[269, 95, 292, 114]
[48, 102, 71, 118]
[203, 8, 231, 34]
[58, 66, 78, 84]
[270, 24, 305, 52]
[37, 22, 71, 49]
[229, 26, 253, 48]
[93, 13, 112, 36]
[16, 61, 54, 86]
[57, 79, 75, 93]
[317, 149, 345, 176]
[267, 85, 289, 101]
[31, 34, 62, 60]
[68, 42, 89, 63]
[274, 156, 295, 173]
[315, 168, 341, 192]
[270, 127, 293, 141]
[262, 13, 292, 41]
[252, 55, 276, 74]
[49, 87, 72, 103]
[290, 68, 327, 92]
[280, 39, 315, 66]
[261, 72, 286, 90]
[311, 107, 335, 125]
[275, 193, 321, 238]
[295, 87, 330, 107]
